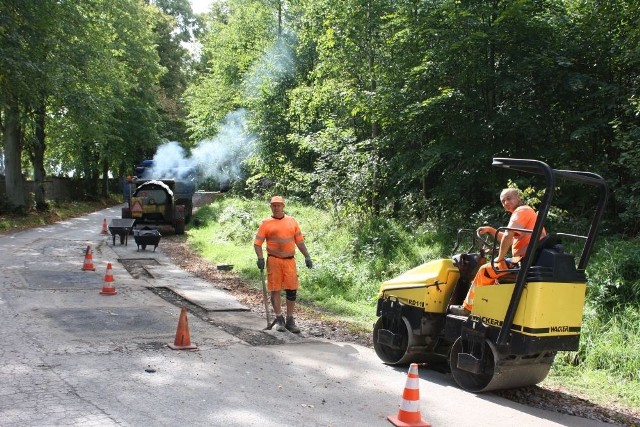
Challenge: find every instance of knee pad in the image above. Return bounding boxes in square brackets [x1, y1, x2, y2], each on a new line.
[285, 289, 297, 301]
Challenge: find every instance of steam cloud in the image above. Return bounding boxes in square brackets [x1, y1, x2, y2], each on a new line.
[144, 109, 255, 185]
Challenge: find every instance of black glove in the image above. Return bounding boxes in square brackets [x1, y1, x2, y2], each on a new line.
[305, 256, 313, 269]
[257, 258, 265, 270]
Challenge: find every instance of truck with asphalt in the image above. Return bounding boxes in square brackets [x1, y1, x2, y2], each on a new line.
[121, 160, 196, 235]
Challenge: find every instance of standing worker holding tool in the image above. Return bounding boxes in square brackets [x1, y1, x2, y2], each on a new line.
[254, 196, 313, 333]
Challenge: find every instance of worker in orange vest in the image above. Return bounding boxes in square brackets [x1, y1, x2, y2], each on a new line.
[254, 196, 313, 333]
[451, 188, 545, 315]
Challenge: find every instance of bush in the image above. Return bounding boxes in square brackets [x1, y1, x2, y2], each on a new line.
[587, 239, 640, 310]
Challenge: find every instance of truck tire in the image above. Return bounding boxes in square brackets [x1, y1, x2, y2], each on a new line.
[175, 219, 185, 235]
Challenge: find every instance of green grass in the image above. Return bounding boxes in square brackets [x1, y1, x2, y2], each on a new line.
[185, 196, 639, 412]
[547, 362, 640, 411]
[548, 304, 640, 409]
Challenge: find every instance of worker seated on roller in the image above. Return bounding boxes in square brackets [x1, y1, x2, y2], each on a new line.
[450, 188, 545, 316]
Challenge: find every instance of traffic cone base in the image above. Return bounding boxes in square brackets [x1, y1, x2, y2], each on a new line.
[100, 218, 108, 235]
[100, 286, 117, 296]
[81, 245, 96, 271]
[387, 415, 431, 427]
[168, 306, 197, 350]
[100, 262, 117, 295]
[387, 363, 431, 427]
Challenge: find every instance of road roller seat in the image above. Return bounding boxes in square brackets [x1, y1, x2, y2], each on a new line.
[497, 233, 580, 284]
[532, 233, 563, 264]
[528, 233, 585, 282]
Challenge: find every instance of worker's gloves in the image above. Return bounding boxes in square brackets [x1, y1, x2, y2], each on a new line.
[257, 258, 265, 270]
[305, 256, 313, 269]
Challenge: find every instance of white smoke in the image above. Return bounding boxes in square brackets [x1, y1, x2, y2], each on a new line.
[145, 109, 255, 185]
[144, 37, 295, 186]
[243, 37, 294, 100]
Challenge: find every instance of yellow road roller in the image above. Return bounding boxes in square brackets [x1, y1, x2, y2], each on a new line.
[373, 158, 609, 392]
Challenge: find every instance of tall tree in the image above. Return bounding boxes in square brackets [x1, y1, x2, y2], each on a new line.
[148, 0, 196, 144]
[1, 0, 165, 206]
[44, 0, 164, 197]
[0, 1, 56, 212]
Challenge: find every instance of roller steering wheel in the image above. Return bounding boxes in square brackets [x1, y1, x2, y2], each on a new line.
[476, 229, 495, 250]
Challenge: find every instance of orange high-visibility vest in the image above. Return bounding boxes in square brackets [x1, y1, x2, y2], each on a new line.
[508, 205, 545, 257]
[254, 215, 304, 258]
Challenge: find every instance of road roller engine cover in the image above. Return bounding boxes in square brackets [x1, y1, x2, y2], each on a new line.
[372, 158, 609, 392]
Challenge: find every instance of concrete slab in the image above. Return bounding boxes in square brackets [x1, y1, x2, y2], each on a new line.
[44, 243, 93, 258]
[168, 284, 250, 312]
[142, 263, 192, 280]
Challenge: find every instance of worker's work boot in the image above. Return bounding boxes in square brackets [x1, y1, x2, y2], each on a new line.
[285, 316, 301, 334]
[275, 315, 286, 332]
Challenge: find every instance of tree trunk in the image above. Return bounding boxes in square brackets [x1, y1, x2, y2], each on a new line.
[2, 102, 27, 213]
[277, 0, 282, 36]
[102, 160, 109, 198]
[368, 0, 380, 215]
[33, 98, 48, 211]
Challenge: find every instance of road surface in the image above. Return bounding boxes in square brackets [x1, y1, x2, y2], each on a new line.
[0, 206, 610, 426]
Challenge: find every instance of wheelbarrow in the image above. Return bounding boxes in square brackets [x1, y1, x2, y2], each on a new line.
[108, 218, 136, 245]
[133, 227, 162, 251]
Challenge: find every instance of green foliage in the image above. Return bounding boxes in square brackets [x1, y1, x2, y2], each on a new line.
[184, 0, 638, 241]
[553, 304, 640, 408]
[586, 240, 640, 310]
[309, 126, 377, 219]
[580, 306, 640, 378]
[0, 0, 174, 199]
[184, 0, 276, 141]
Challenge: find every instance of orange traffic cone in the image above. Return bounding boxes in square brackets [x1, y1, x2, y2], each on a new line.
[99, 262, 117, 295]
[168, 306, 197, 350]
[387, 363, 431, 427]
[100, 218, 108, 235]
[81, 245, 96, 271]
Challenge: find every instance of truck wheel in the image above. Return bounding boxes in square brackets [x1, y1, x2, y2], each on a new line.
[175, 219, 185, 235]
